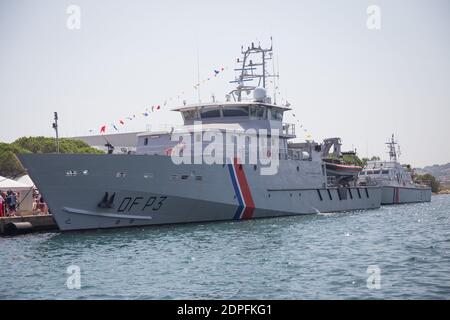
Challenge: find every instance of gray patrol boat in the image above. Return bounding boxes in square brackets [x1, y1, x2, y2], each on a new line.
[358, 134, 431, 204]
[18, 42, 381, 231]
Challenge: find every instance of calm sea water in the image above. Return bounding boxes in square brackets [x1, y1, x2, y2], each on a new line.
[1, 195, 449, 300]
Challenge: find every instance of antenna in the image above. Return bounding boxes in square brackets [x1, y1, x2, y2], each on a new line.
[52, 112, 59, 153]
[196, 42, 201, 103]
[271, 37, 277, 104]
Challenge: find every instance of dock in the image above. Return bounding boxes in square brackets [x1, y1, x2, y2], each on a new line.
[0, 215, 58, 236]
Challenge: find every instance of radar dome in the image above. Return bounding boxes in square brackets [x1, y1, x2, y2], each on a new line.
[253, 87, 267, 102]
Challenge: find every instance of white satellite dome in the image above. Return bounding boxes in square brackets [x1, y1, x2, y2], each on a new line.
[253, 87, 267, 102]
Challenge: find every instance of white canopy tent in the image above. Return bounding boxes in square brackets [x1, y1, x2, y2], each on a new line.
[0, 176, 34, 212]
[15, 174, 35, 187]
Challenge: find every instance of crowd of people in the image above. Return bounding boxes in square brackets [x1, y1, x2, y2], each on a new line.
[0, 189, 48, 217]
[33, 190, 48, 215]
[0, 190, 18, 217]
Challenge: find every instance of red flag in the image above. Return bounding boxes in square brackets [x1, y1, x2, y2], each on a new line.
[119, 120, 124, 125]
[100, 125, 106, 133]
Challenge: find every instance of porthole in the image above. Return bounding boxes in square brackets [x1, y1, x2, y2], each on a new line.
[116, 172, 126, 178]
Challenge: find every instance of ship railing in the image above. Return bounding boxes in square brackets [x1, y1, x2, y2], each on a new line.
[282, 123, 296, 136]
[414, 179, 432, 188]
[327, 176, 337, 187]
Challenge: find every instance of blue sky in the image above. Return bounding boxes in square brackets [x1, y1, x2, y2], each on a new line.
[0, 0, 449, 167]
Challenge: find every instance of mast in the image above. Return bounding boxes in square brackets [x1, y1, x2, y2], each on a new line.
[52, 112, 60, 153]
[229, 39, 278, 102]
[386, 134, 398, 161]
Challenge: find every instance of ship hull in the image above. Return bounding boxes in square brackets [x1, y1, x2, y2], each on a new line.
[381, 186, 432, 205]
[18, 154, 382, 231]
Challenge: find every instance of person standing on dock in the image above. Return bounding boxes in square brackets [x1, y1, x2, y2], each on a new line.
[6, 191, 17, 216]
[0, 191, 4, 217]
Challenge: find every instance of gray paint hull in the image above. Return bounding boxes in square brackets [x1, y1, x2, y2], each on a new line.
[18, 154, 382, 231]
[381, 186, 432, 205]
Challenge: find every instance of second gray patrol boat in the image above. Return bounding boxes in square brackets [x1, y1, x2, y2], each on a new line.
[18, 42, 381, 231]
[358, 135, 431, 204]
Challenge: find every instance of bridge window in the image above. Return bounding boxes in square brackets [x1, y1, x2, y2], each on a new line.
[382, 170, 389, 175]
[183, 109, 199, 120]
[270, 108, 283, 121]
[223, 107, 249, 117]
[200, 108, 221, 119]
[249, 106, 266, 119]
[144, 138, 148, 146]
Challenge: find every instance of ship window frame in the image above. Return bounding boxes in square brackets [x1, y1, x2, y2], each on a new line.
[200, 107, 221, 119]
[222, 106, 250, 117]
[249, 105, 266, 119]
[182, 109, 199, 121]
[269, 108, 283, 121]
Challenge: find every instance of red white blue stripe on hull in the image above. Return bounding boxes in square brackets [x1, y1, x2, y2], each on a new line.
[228, 158, 255, 220]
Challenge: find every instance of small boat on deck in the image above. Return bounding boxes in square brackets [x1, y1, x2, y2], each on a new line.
[319, 138, 362, 185]
[324, 159, 362, 178]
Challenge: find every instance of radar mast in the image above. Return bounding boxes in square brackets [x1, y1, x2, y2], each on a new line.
[229, 38, 279, 103]
[386, 134, 399, 161]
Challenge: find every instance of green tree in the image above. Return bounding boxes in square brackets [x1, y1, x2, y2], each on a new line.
[0, 143, 30, 178]
[0, 137, 103, 178]
[342, 154, 364, 167]
[414, 173, 440, 193]
[361, 156, 381, 167]
[12, 136, 103, 154]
